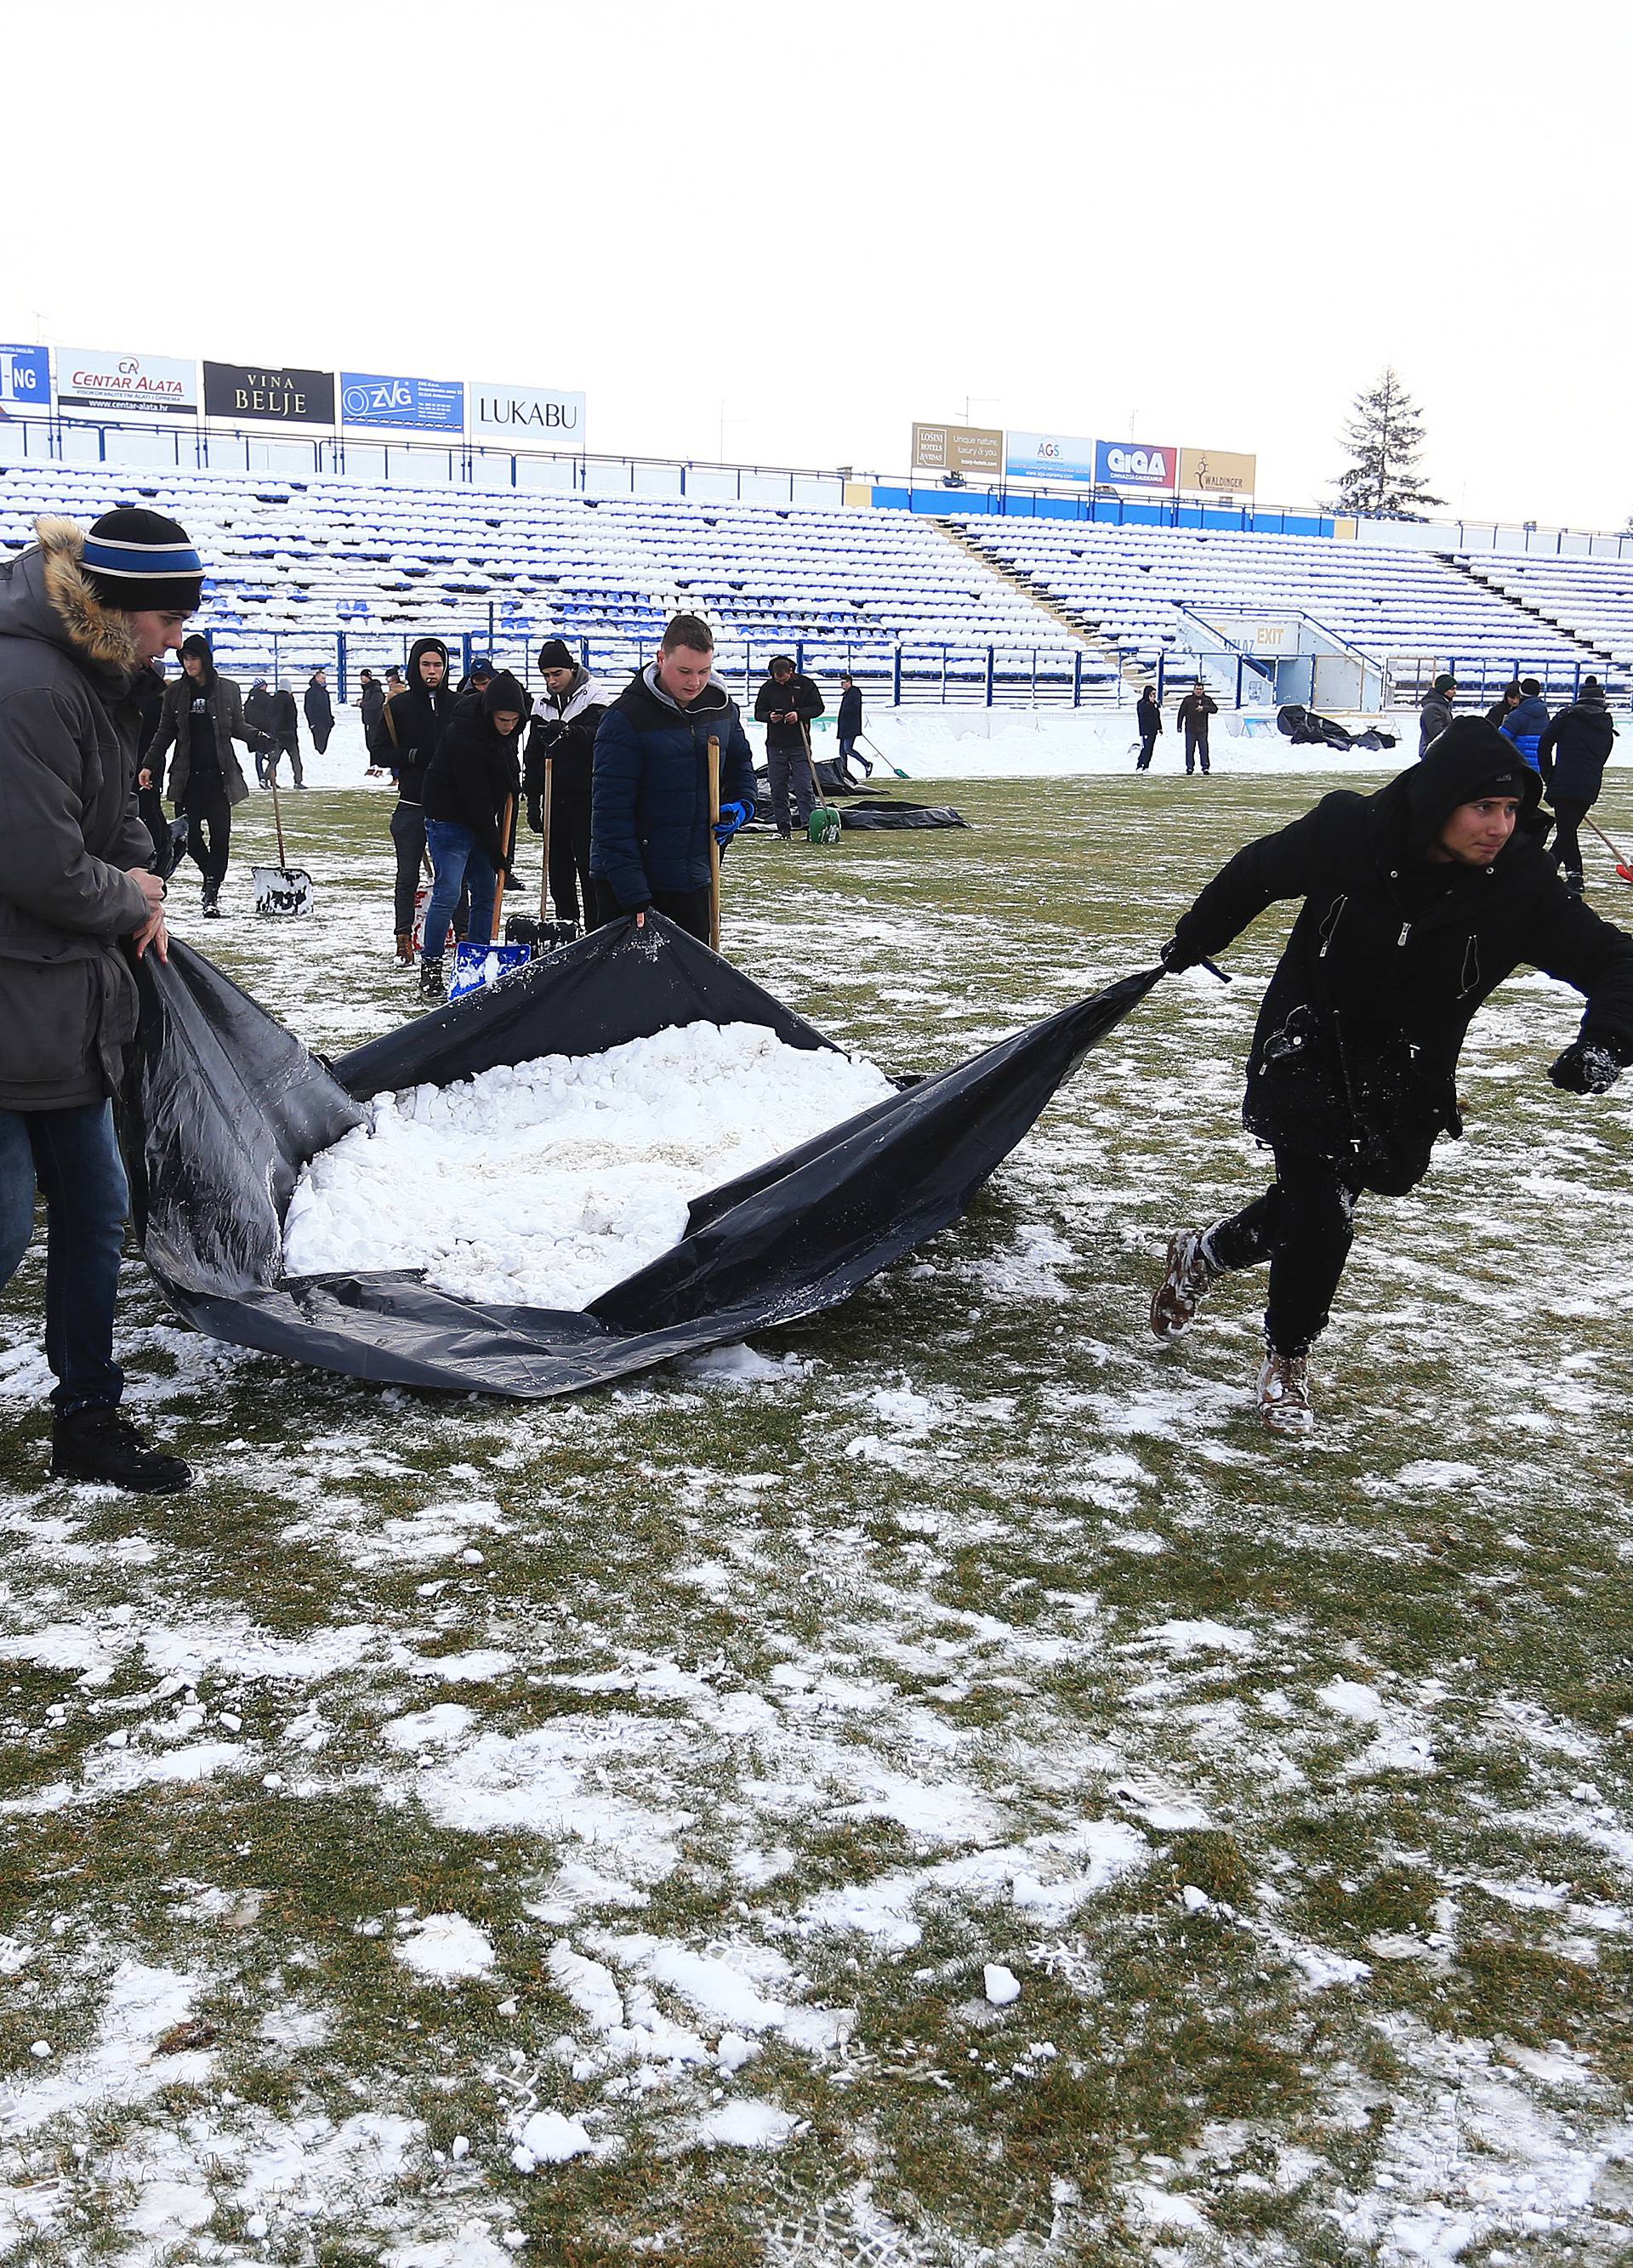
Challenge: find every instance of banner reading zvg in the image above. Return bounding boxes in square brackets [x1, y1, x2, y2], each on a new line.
[341, 371, 464, 433]
[203, 361, 336, 425]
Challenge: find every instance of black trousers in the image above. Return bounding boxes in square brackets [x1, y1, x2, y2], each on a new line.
[310, 724, 333, 755]
[1185, 730, 1210, 774]
[390, 801, 426, 935]
[1550, 796, 1590, 881]
[590, 877, 713, 944]
[181, 785, 231, 892]
[265, 732, 304, 786]
[546, 785, 594, 926]
[1204, 1148, 1365, 1358]
[1136, 732, 1158, 770]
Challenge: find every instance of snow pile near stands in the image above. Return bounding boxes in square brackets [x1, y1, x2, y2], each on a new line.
[282, 1022, 895, 1312]
[863, 704, 1422, 780]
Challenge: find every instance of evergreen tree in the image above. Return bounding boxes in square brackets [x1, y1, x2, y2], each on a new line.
[1330, 368, 1444, 520]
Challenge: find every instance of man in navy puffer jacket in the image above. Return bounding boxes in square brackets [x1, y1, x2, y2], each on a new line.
[590, 613, 756, 943]
[1499, 677, 1550, 770]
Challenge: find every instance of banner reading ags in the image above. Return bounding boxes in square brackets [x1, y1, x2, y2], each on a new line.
[57, 349, 198, 416]
[341, 371, 464, 432]
[470, 381, 585, 445]
[1004, 430, 1098, 484]
[1092, 438, 1177, 491]
[202, 362, 336, 425]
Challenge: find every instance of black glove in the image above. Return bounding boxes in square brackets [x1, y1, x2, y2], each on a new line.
[534, 718, 564, 745]
[1160, 937, 1197, 975]
[526, 795, 543, 833]
[1548, 1040, 1622, 1095]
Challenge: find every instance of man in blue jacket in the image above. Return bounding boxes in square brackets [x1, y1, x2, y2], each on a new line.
[1499, 677, 1550, 771]
[589, 613, 755, 943]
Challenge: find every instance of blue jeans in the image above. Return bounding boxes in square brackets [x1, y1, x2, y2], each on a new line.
[423, 821, 497, 960]
[0, 1100, 129, 1413]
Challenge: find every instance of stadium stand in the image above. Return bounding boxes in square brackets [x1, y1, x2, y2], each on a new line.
[1459, 552, 1633, 670]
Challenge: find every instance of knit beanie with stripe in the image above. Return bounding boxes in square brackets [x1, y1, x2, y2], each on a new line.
[81, 508, 204, 613]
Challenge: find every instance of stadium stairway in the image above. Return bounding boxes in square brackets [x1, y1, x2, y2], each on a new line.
[937, 518, 1141, 694]
[1448, 553, 1618, 675]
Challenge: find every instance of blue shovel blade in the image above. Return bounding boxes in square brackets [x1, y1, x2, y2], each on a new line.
[449, 942, 532, 1000]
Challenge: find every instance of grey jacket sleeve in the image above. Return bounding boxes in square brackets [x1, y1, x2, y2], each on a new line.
[0, 688, 152, 936]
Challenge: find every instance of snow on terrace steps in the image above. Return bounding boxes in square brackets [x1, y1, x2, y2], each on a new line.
[282, 1021, 896, 1313]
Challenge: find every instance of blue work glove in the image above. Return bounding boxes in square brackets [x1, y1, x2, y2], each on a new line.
[714, 799, 752, 844]
[1548, 1040, 1622, 1094]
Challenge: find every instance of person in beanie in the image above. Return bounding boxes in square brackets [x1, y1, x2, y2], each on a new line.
[456, 655, 495, 702]
[263, 680, 304, 788]
[1135, 685, 1163, 771]
[1175, 681, 1216, 775]
[1499, 677, 1550, 772]
[1419, 672, 1457, 757]
[1539, 676, 1618, 894]
[0, 509, 198, 1491]
[303, 666, 334, 755]
[139, 633, 254, 915]
[835, 672, 870, 783]
[373, 636, 458, 966]
[1151, 719, 1633, 1436]
[524, 637, 609, 928]
[754, 655, 823, 837]
[417, 670, 527, 999]
[591, 613, 756, 942]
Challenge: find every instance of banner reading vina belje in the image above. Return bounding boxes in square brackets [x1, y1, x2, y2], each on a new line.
[202, 362, 336, 425]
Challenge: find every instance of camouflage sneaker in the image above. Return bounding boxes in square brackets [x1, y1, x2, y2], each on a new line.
[1255, 1351, 1315, 1437]
[1151, 1229, 1220, 1339]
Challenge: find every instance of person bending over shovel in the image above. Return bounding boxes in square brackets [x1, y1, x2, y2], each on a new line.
[418, 671, 527, 1000]
[1152, 720, 1633, 1436]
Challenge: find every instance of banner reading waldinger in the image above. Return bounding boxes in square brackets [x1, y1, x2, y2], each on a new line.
[202, 362, 336, 425]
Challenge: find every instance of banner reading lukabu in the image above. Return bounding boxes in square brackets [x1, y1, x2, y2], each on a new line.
[341, 371, 464, 433]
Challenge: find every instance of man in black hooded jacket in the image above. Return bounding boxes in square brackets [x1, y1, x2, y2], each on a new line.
[1539, 676, 1617, 892]
[374, 636, 458, 965]
[1151, 719, 1633, 1435]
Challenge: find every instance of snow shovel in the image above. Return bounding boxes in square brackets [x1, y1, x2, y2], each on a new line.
[505, 757, 578, 957]
[1582, 813, 1633, 885]
[253, 762, 314, 917]
[858, 730, 908, 780]
[450, 797, 531, 1000]
[800, 718, 842, 846]
[708, 736, 722, 953]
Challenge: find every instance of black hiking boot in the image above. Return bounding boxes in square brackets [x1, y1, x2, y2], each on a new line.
[51, 1408, 193, 1493]
[202, 886, 221, 917]
[419, 955, 447, 1002]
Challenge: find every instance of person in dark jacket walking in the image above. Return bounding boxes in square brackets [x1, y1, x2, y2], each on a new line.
[834, 673, 870, 784]
[1151, 719, 1633, 1434]
[1135, 686, 1163, 771]
[0, 509, 196, 1492]
[1175, 682, 1216, 774]
[1539, 676, 1618, 892]
[1500, 678, 1550, 771]
[303, 667, 334, 755]
[754, 656, 824, 835]
[263, 681, 304, 788]
[140, 633, 255, 915]
[590, 613, 756, 941]
[524, 637, 609, 928]
[418, 670, 526, 999]
[244, 676, 274, 786]
[1418, 673, 1457, 757]
[374, 635, 458, 966]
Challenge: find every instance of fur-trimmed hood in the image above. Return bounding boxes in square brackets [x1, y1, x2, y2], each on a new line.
[0, 516, 146, 681]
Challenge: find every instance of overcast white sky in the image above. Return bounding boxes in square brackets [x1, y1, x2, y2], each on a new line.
[8, 0, 1626, 527]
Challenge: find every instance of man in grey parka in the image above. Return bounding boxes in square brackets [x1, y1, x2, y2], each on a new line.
[0, 508, 199, 1490]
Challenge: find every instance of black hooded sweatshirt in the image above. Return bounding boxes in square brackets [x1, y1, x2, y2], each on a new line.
[421, 670, 526, 866]
[1168, 719, 1633, 1190]
[1539, 691, 1617, 808]
[378, 638, 458, 803]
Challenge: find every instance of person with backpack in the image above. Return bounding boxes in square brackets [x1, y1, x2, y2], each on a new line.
[1175, 681, 1217, 775]
[1151, 720, 1633, 1436]
[140, 633, 255, 915]
[373, 636, 458, 966]
[525, 637, 609, 929]
[1539, 676, 1618, 893]
[417, 670, 528, 1000]
[303, 667, 335, 755]
[754, 654, 824, 837]
[1135, 686, 1163, 771]
[1499, 677, 1550, 772]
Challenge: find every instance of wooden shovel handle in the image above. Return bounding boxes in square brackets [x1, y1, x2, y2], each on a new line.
[707, 736, 721, 953]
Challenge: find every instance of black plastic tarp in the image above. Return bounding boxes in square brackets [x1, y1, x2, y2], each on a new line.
[125, 921, 1158, 1399]
[839, 798, 968, 832]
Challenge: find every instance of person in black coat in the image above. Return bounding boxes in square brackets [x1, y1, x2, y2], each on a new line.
[834, 673, 870, 784]
[356, 669, 384, 753]
[418, 670, 526, 996]
[244, 678, 275, 787]
[1152, 719, 1633, 1434]
[374, 636, 458, 964]
[754, 655, 824, 836]
[1175, 682, 1216, 774]
[1135, 686, 1163, 771]
[1539, 675, 1618, 892]
[263, 681, 304, 787]
[524, 636, 609, 928]
[303, 668, 334, 755]
[590, 613, 756, 941]
[1418, 673, 1457, 757]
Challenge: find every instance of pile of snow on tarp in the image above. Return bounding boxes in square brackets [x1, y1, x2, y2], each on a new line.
[283, 1023, 895, 1311]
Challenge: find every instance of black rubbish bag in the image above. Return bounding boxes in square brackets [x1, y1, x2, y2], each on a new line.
[839, 798, 968, 832]
[125, 920, 1159, 1400]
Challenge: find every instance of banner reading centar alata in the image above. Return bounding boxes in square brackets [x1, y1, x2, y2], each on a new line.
[470, 381, 585, 446]
[1093, 438, 1177, 491]
[341, 371, 464, 433]
[1004, 430, 1098, 484]
[57, 349, 198, 417]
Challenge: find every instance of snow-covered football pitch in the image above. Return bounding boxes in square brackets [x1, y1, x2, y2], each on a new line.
[3, 760, 1632, 2266]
